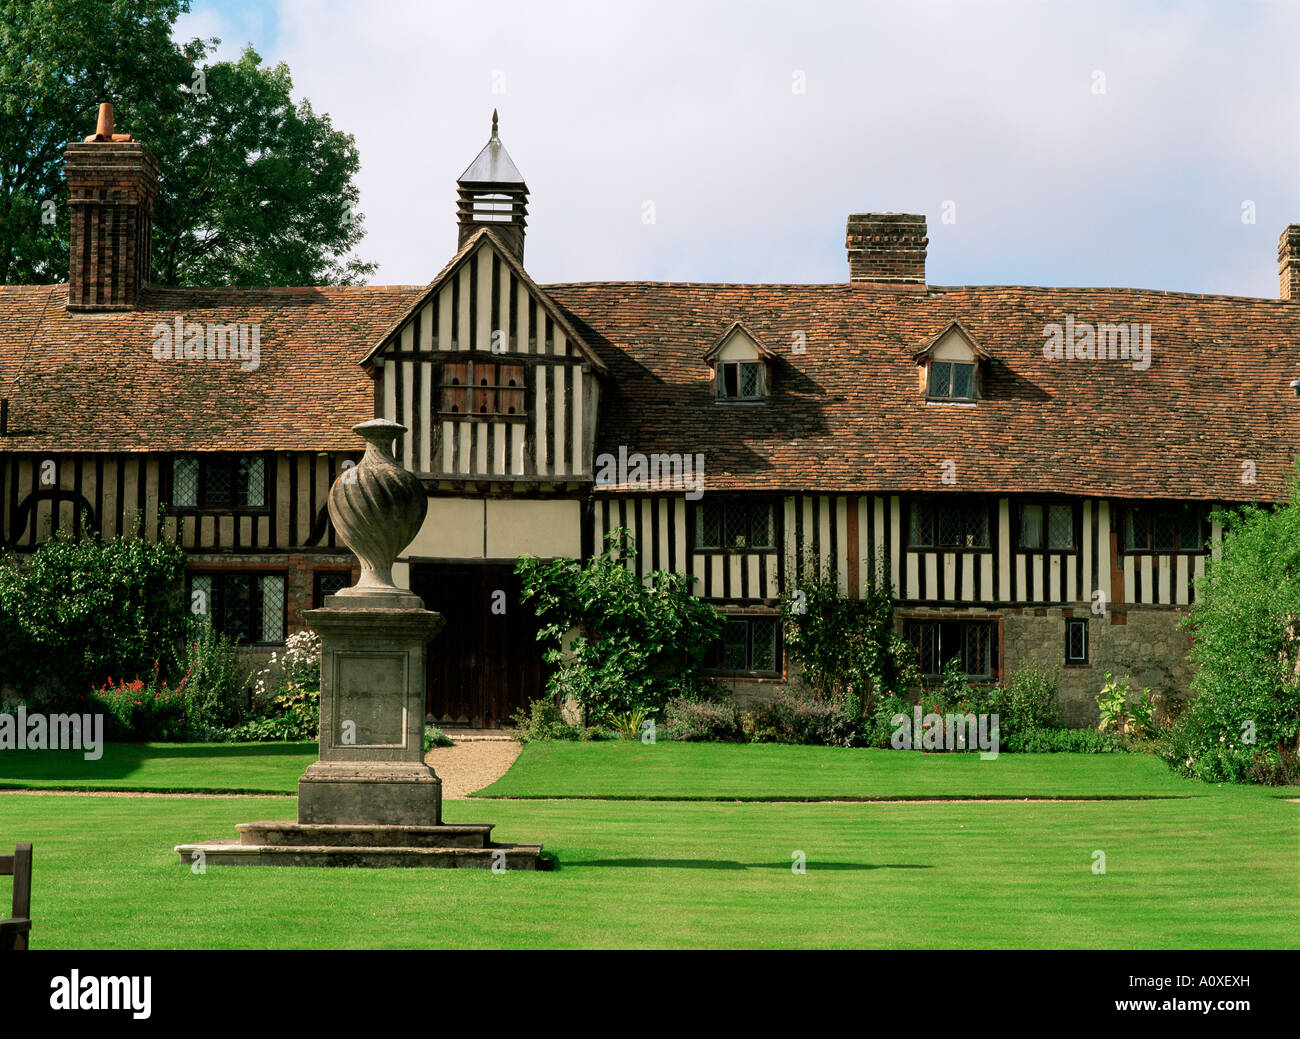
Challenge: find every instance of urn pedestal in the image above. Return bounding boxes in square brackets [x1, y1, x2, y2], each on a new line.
[296, 604, 445, 826]
[174, 420, 545, 870]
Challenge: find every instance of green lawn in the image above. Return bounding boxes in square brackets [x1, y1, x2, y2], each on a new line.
[1, 741, 1296, 949]
[475, 741, 1208, 800]
[0, 741, 314, 794]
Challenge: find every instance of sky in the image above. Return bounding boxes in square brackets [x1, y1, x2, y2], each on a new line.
[175, 0, 1300, 297]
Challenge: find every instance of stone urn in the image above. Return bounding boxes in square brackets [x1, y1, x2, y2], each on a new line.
[328, 418, 427, 599]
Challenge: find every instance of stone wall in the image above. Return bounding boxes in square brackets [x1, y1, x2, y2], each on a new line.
[1001, 605, 1194, 726]
[708, 674, 790, 711]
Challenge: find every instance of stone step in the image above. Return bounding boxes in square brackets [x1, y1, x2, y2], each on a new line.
[175, 838, 545, 870]
[236, 820, 494, 849]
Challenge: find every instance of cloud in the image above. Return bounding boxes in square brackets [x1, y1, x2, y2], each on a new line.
[187, 0, 1300, 297]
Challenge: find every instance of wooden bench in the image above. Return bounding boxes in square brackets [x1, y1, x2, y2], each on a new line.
[0, 843, 32, 950]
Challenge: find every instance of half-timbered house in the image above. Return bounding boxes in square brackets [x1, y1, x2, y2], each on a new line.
[4, 107, 1300, 726]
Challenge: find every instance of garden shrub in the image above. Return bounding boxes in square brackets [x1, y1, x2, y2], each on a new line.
[782, 557, 911, 718]
[606, 707, 651, 741]
[865, 661, 1099, 753]
[916, 659, 1001, 718]
[862, 690, 912, 748]
[1002, 662, 1062, 733]
[424, 725, 453, 751]
[517, 529, 723, 719]
[662, 696, 742, 742]
[747, 691, 862, 748]
[223, 686, 318, 742]
[510, 697, 580, 742]
[1002, 727, 1124, 754]
[1244, 743, 1300, 785]
[1161, 491, 1300, 784]
[0, 527, 188, 709]
[1096, 671, 1154, 736]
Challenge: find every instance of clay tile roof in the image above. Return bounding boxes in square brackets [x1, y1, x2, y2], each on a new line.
[544, 280, 1300, 503]
[4, 273, 1299, 504]
[0, 283, 422, 452]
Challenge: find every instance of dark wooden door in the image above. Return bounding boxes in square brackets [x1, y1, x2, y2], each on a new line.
[410, 563, 544, 729]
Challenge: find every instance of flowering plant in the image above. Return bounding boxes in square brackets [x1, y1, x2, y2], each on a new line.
[225, 629, 322, 741]
[89, 661, 189, 741]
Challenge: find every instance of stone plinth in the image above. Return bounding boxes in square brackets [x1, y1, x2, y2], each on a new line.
[174, 820, 546, 870]
[296, 599, 444, 826]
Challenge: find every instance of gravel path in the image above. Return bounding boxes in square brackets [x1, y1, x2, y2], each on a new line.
[425, 739, 521, 799]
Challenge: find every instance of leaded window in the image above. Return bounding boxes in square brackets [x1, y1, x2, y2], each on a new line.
[1122, 505, 1207, 553]
[695, 500, 775, 550]
[903, 619, 998, 679]
[172, 457, 199, 508]
[964, 623, 991, 677]
[717, 361, 765, 401]
[704, 614, 781, 675]
[171, 455, 269, 512]
[1065, 619, 1088, 664]
[187, 572, 287, 644]
[1019, 502, 1076, 550]
[908, 500, 991, 549]
[237, 457, 265, 507]
[1047, 505, 1073, 550]
[928, 361, 976, 401]
[314, 571, 350, 608]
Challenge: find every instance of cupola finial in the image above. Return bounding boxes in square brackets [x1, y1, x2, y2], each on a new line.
[456, 112, 528, 260]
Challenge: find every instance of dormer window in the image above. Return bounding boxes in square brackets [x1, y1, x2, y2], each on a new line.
[929, 361, 976, 401]
[705, 320, 774, 404]
[720, 360, 763, 400]
[913, 320, 989, 404]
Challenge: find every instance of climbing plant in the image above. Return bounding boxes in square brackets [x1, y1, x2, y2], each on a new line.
[516, 529, 723, 720]
[780, 553, 918, 718]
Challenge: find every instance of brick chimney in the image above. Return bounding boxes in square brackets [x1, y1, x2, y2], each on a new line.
[1279, 224, 1300, 302]
[846, 213, 927, 284]
[64, 103, 158, 311]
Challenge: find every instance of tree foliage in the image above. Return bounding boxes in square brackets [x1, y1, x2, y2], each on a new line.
[0, 0, 374, 286]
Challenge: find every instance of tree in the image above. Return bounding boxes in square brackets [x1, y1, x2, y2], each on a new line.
[0, 0, 374, 287]
[1167, 481, 1300, 783]
[151, 48, 376, 286]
